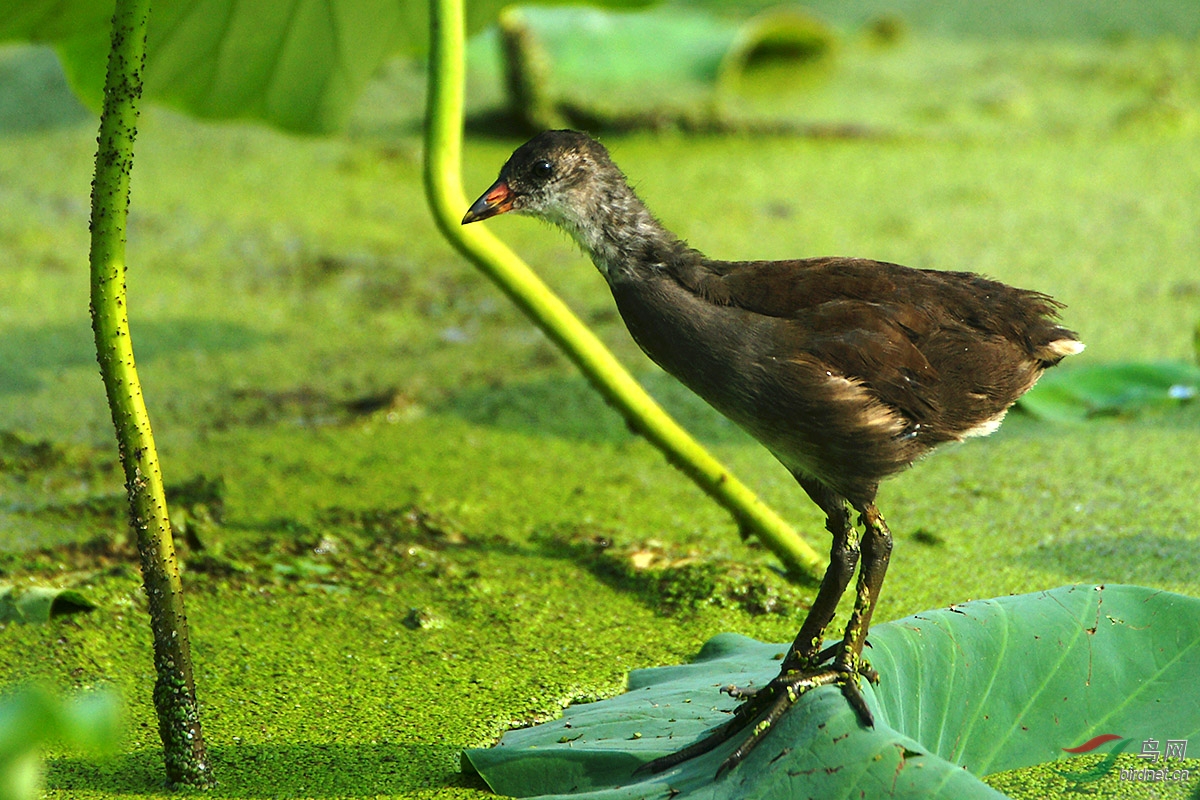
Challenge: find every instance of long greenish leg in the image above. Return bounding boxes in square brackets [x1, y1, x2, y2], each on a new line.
[830, 501, 893, 722]
[637, 493, 895, 780]
[715, 502, 892, 775]
[638, 479, 864, 777]
[780, 477, 858, 672]
[636, 477, 856, 777]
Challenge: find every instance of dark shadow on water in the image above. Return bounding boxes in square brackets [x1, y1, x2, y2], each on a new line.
[0, 318, 271, 394]
[1020, 533, 1200, 588]
[0, 45, 93, 134]
[46, 741, 487, 798]
[442, 371, 755, 445]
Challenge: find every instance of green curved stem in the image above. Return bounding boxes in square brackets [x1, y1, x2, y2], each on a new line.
[88, 0, 212, 786]
[423, 0, 823, 582]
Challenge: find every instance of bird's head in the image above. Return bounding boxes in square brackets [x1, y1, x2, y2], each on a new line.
[462, 130, 614, 229]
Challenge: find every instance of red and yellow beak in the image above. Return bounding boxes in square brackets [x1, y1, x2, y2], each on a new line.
[462, 179, 515, 224]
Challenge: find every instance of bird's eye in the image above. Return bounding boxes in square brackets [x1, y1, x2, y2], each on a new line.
[531, 159, 553, 179]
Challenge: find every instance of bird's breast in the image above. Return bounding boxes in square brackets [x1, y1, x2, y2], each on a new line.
[608, 278, 766, 410]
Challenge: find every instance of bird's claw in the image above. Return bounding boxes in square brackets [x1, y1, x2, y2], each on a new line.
[720, 683, 760, 700]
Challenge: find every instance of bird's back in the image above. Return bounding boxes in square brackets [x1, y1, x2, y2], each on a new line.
[610, 254, 1081, 501]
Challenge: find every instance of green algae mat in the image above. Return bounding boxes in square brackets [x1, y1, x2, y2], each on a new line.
[465, 585, 1200, 799]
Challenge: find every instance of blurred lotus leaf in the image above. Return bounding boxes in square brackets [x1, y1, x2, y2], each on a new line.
[472, 5, 838, 133]
[0, 585, 96, 625]
[0, 686, 122, 800]
[1019, 361, 1200, 422]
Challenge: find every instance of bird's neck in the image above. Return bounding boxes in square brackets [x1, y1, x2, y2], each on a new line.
[554, 179, 695, 284]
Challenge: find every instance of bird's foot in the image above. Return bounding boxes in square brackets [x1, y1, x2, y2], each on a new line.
[719, 656, 876, 702]
[777, 642, 880, 684]
[637, 658, 875, 780]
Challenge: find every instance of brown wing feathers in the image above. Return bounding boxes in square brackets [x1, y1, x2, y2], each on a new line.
[687, 256, 1078, 436]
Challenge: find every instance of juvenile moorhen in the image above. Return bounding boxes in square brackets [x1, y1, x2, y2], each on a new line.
[463, 130, 1083, 777]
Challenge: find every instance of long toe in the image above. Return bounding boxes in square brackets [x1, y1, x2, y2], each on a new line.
[638, 659, 877, 780]
[635, 683, 782, 775]
[717, 665, 874, 778]
[835, 668, 875, 727]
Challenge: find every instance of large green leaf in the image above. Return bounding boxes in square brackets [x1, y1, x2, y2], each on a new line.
[1, 0, 654, 133]
[464, 585, 1200, 799]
